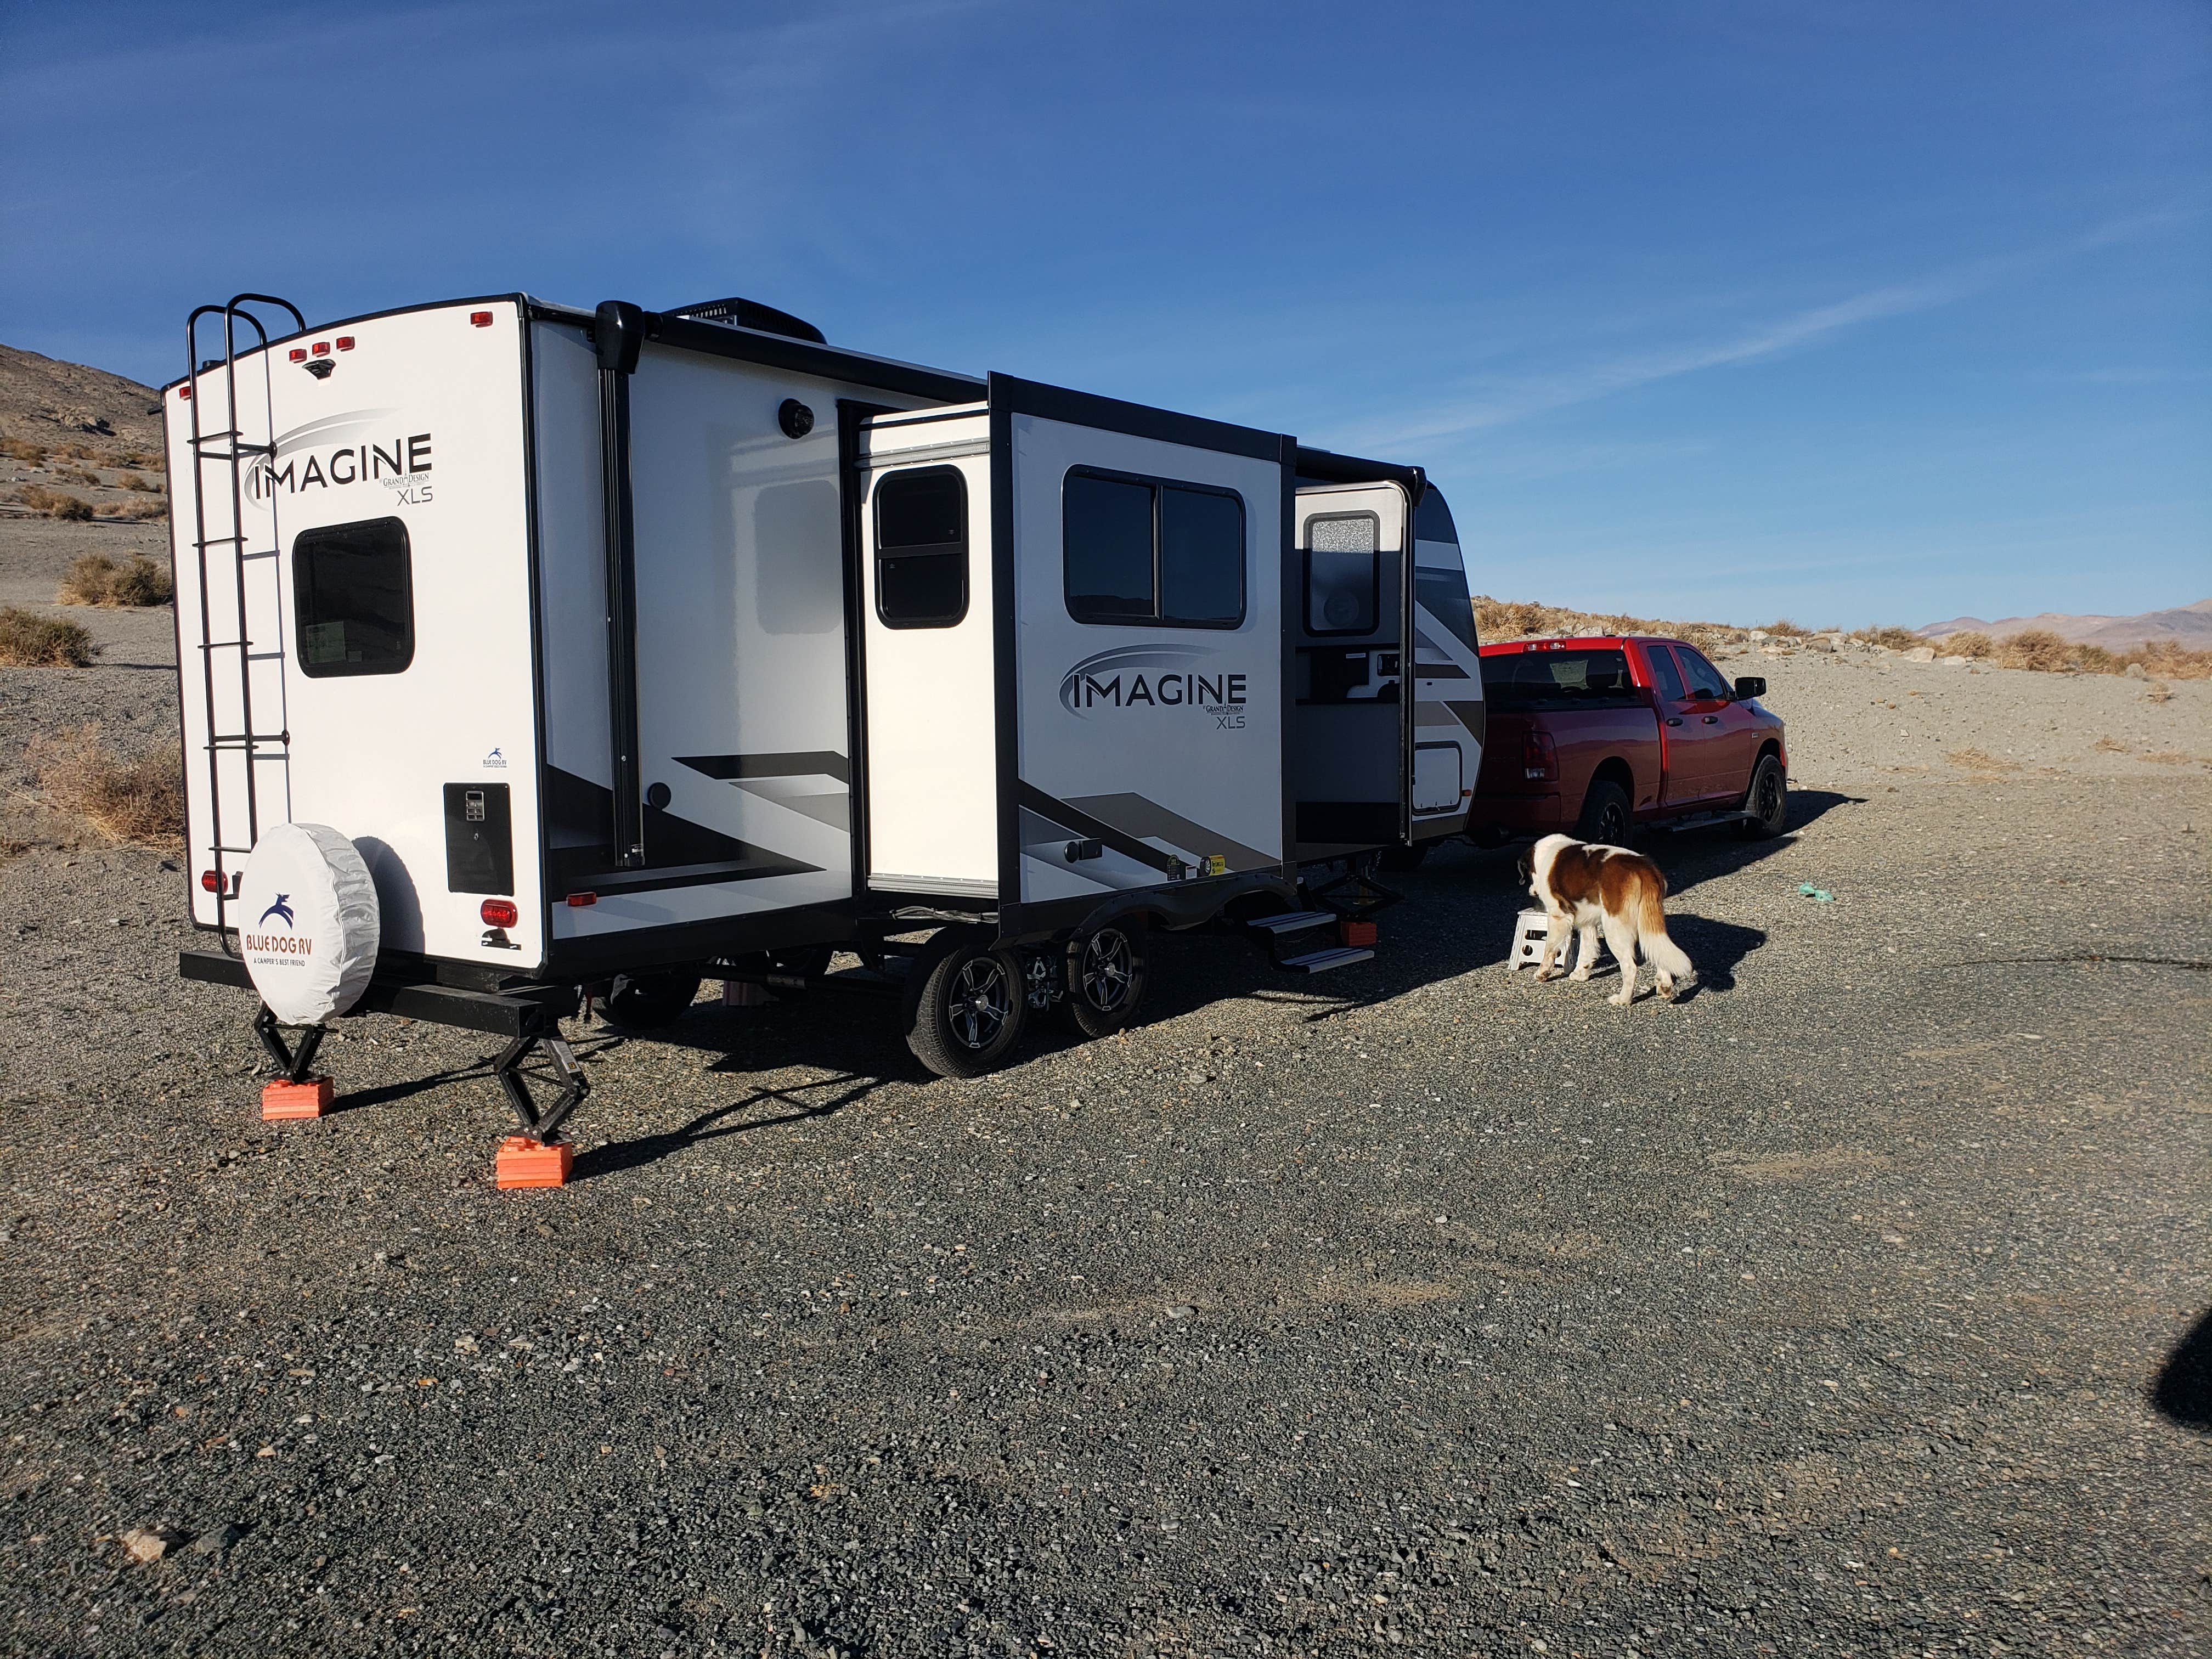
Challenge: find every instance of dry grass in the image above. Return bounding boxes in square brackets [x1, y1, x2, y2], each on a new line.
[119, 449, 165, 472]
[105, 496, 169, 522]
[1946, 747, 2021, 776]
[119, 472, 157, 493]
[52, 465, 103, 489]
[13, 484, 94, 521]
[1993, 628, 2073, 672]
[0, 606, 98, 667]
[57, 552, 173, 607]
[1849, 625, 1922, 652]
[1945, 631, 1994, 659]
[30, 725, 184, 848]
[0, 435, 48, 465]
[1471, 596, 1747, 654]
[1763, 618, 1813, 639]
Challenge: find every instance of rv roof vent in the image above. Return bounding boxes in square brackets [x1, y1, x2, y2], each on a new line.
[665, 297, 826, 345]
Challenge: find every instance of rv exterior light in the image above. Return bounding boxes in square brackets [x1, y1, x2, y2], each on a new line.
[311, 340, 330, 357]
[200, 870, 221, 893]
[778, 399, 814, 440]
[335, 336, 355, 351]
[565, 891, 598, 907]
[470, 311, 494, 328]
[289, 348, 308, 363]
[480, 899, 520, 928]
[178, 386, 190, 399]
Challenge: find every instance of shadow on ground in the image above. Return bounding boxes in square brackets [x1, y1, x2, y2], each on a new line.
[2152, 1308, 2212, 1433]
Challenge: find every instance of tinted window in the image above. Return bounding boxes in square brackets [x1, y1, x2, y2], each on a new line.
[294, 516, 413, 676]
[874, 466, 968, 628]
[1159, 486, 1242, 625]
[1479, 648, 1637, 707]
[1306, 512, 1379, 635]
[1646, 644, 1686, 703]
[1414, 485, 1459, 545]
[1677, 646, 1729, 699]
[1414, 568, 1478, 654]
[1064, 472, 1155, 622]
[1065, 469, 1244, 628]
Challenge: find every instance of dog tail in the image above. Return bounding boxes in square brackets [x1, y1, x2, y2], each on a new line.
[1637, 886, 1695, 983]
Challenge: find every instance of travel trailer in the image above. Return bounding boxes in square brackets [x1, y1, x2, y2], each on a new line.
[167, 291, 1482, 1181]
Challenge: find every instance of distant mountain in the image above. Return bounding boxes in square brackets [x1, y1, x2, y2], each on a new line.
[0, 342, 164, 458]
[1919, 599, 2212, 650]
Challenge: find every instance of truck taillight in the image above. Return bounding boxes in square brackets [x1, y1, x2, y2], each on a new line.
[481, 899, 520, 928]
[1523, 730, 1558, 782]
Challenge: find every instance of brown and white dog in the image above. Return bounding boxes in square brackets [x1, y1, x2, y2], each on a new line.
[1517, 833, 1696, 1005]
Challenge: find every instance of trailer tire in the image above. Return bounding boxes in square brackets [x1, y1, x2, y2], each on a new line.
[904, 930, 1026, 1079]
[1063, 918, 1148, 1039]
[604, 970, 702, 1029]
[1575, 778, 1633, 846]
[1737, 754, 1788, 839]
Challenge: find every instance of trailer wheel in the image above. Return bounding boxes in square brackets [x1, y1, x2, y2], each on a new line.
[1737, 754, 1788, 839]
[1064, 919, 1148, 1039]
[1575, 778, 1633, 846]
[904, 930, 1026, 1079]
[604, 970, 702, 1029]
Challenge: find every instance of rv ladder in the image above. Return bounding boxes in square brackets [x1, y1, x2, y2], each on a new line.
[182, 295, 303, 937]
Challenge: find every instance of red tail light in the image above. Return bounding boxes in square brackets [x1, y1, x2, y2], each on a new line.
[565, 891, 597, 907]
[200, 870, 221, 893]
[481, 899, 519, 928]
[469, 311, 493, 328]
[335, 336, 355, 351]
[311, 340, 330, 357]
[1522, 730, 1559, 782]
[288, 348, 307, 363]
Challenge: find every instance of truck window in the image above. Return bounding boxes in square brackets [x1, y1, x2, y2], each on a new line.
[874, 466, 968, 628]
[1677, 646, 1729, 699]
[294, 516, 414, 677]
[1479, 648, 1636, 706]
[1414, 568, 1478, 654]
[1065, 468, 1244, 629]
[1645, 644, 1686, 703]
[1306, 512, 1379, 635]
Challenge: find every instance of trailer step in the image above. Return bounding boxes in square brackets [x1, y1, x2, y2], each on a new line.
[1279, 945, 1375, 974]
[1246, 909, 1337, 935]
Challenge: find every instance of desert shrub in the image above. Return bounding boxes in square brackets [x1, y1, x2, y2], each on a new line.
[15, 485, 95, 521]
[0, 435, 47, 465]
[1849, 625, 1921, 652]
[1945, 631, 1993, 659]
[1995, 628, 2074, 672]
[2072, 644, 2117, 674]
[1764, 618, 1812, 637]
[0, 606, 97, 667]
[120, 449, 165, 471]
[109, 497, 169, 521]
[2117, 642, 2212, 681]
[1470, 595, 1751, 652]
[59, 552, 173, 606]
[53, 466, 102, 489]
[31, 725, 184, 848]
[119, 472, 156, 492]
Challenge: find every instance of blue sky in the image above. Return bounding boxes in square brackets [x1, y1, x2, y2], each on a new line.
[3, 0, 2205, 627]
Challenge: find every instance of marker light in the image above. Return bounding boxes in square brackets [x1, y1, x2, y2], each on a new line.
[289, 348, 307, 363]
[469, 311, 493, 328]
[200, 870, 221, 892]
[335, 336, 355, 351]
[565, 892, 598, 907]
[311, 340, 330, 356]
[481, 899, 520, 928]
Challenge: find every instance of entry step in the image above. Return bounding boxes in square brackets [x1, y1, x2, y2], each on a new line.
[1246, 910, 1338, 935]
[1279, 946, 1375, 974]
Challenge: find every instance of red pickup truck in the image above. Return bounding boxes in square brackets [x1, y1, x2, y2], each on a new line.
[1470, 635, 1788, 844]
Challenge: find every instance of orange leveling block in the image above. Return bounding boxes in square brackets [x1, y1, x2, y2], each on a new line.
[261, 1076, 334, 1120]
[495, 1136, 573, 1189]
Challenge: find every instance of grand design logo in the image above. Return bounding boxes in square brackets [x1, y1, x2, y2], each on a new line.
[1059, 643, 1248, 724]
[244, 410, 433, 504]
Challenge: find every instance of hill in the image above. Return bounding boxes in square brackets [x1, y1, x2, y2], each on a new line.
[1918, 600, 2212, 651]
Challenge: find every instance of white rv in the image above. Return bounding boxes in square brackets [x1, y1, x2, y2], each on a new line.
[168, 292, 1481, 1156]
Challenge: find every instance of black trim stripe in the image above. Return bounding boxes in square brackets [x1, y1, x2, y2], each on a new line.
[674, 751, 850, 783]
[989, 372, 1283, 464]
[1015, 782, 1186, 877]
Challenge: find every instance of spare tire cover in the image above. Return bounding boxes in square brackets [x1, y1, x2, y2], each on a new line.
[236, 822, 381, 1025]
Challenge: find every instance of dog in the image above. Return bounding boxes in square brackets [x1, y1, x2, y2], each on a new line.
[1517, 833, 1696, 1005]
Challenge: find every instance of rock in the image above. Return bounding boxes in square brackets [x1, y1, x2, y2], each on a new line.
[1904, 646, 1936, 662]
[189, 1523, 241, 1556]
[1805, 636, 1835, 652]
[1940, 655, 1969, 665]
[2125, 662, 2146, 679]
[121, 1526, 172, 1564]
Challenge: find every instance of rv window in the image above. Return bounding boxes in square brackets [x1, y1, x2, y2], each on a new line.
[874, 466, 968, 628]
[1064, 469, 1245, 629]
[293, 516, 414, 677]
[1306, 512, 1379, 635]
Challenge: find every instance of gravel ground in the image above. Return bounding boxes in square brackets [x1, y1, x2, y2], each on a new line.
[2, 524, 2209, 1657]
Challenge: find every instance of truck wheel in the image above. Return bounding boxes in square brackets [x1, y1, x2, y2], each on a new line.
[1378, 842, 1429, 872]
[604, 970, 702, 1029]
[1738, 754, 1788, 839]
[1575, 779, 1633, 846]
[904, 930, 1026, 1078]
[1064, 919, 1148, 1039]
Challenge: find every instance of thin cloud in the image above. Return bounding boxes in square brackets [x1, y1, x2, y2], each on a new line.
[1351, 207, 2202, 451]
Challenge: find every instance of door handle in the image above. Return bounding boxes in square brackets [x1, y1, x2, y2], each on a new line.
[1666, 717, 1683, 727]
[1702, 714, 1719, 724]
